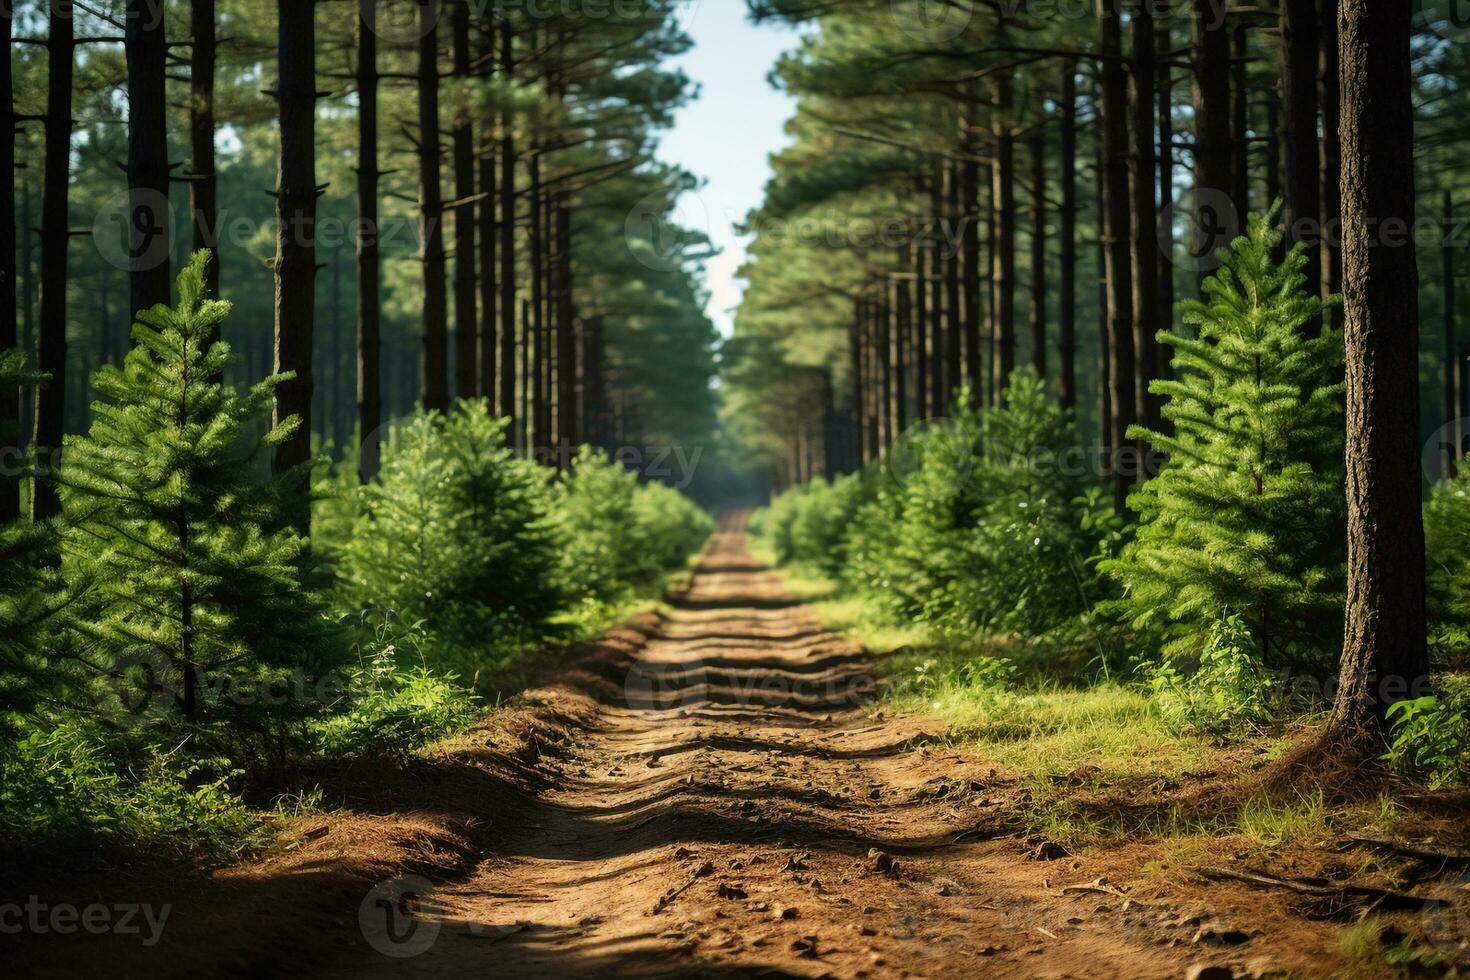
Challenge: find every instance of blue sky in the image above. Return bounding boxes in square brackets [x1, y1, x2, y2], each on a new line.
[655, 2, 800, 337]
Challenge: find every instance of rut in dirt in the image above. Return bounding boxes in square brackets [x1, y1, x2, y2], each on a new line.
[340, 517, 1230, 979]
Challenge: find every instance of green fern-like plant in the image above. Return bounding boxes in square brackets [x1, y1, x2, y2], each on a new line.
[1102, 207, 1346, 668]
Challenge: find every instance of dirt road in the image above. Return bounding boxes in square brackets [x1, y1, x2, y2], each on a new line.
[12, 519, 1381, 978]
[330, 519, 1364, 978]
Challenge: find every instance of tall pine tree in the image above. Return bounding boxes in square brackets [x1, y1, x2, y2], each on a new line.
[59, 253, 327, 724]
[1103, 210, 1346, 667]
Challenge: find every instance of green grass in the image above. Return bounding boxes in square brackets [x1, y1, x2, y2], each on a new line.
[766, 553, 1351, 852]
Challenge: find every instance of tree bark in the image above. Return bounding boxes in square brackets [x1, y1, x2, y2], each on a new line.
[125, 0, 171, 315]
[477, 25, 498, 405]
[1131, 0, 1162, 433]
[451, 0, 476, 401]
[418, 0, 449, 413]
[1329, 0, 1431, 739]
[33, 2, 73, 522]
[961, 111, 983, 399]
[928, 175, 946, 416]
[1100, 0, 1136, 512]
[1059, 60, 1078, 410]
[1157, 8, 1175, 346]
[529, 157, 546, 455]
[1029, 128, 1047, 379]
[190, 0, 219, 300]
[991, 74, 1017, 402]
[1319, 0, 1343, 312]
[1445, 191, 1459, 476]
[911, 237, 929, 420]
[0, 0, 16, 523]
[273, 0, 317, 530]
[499, 29, 517, 427]
[555, 203, 577, 453]
[945, 162, 964, 403]
[1230, 21, 1251, 218]
[1192, 0, 1235, 276]
[851, 302, 866, 462]
[355, 0, 382, 482]
[1282, 0, 1321, 277]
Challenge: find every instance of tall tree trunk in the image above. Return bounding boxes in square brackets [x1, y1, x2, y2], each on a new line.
[1131, 0, 1162, 433]
[1059, 61, 1078, 410]
[911, 237, 929, 420]
[893, 276, 909, 435]
[992, 76, 1017, 402]
[1264, 89, 1282, 223]
[355, 1, 382, 482]
[1192, 0, 1235, 278]
[33, 3, 73, 521]
[451, 0, 475, 400]
[1282, 0, 1321, 276]
[1328, 0, 1430, 739]
[125, 0, 171, 315]
[273, 0, 317, 531]
[961, 112, 983, 398]
[1445, 191, 1459, 475]
[1157, 8, 1175, 345]
[1319, 0, 1342, 312]
[190, 0, 219, 300]
[1028, 127, 1047, 378]
[499, 29, 517, 427]
[1100, 0, 1136, 512]
[0, 0, 16, 523]
[928, 176, 946, 416]
[850, 302, 866, 463]
[944, 162, 963, 403]
[529, 157, 545, 454]
[418, 0, 449, 412]
[556, 203, 576, 453]
[477, 25, 498, 405]
[1097, 146, 1113, 479]
[1230, 22, 1251, 217]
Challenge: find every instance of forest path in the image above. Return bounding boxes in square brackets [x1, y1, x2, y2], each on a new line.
[336, 515, 1291, 979]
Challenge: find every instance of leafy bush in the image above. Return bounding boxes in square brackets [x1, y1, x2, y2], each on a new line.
[0, 722, 266, 861]
[842, 371, 1119, 642]
[312, 610, 482, 762]
[1383, 696, 1470, 790]
[1424, 471, 1470, 667]
[1139, 615, 1274, 735]
[1102, 209, 1345, 668]
[337, 402, 568, 654]
[559, 448, 711, 604]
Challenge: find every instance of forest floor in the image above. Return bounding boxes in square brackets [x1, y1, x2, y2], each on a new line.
[10, 516, 1470, 978]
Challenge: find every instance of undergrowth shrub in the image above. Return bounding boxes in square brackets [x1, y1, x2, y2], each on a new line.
[312, 610, 482, 762]
[559, 448, 711, 604]
[1383, 696, 1470, 790]
[1102, 210, 1345, 670]
[1139, 615, 1274, 736]
[842, 370, 1118, 644]
[338, 402, 569, 658]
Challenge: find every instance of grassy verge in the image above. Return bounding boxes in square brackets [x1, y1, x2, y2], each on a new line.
[767, 554, 1398, 857]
